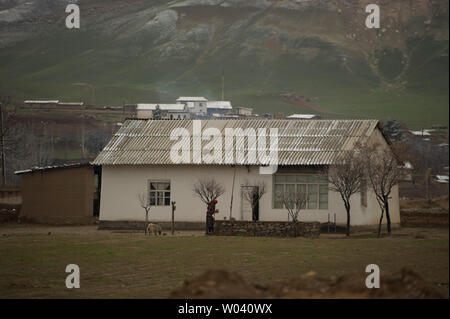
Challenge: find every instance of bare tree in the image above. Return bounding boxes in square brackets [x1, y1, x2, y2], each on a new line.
[276, 190, 308, 237]
[138, 191, 152, 235]
[0, 103, 32, 185]
[242, 181, 266, 221]
[362, 144, 403, 237]
[327, 149, 365, 236]
[193, 178, 225, 234]
[192, 178, 225, 204]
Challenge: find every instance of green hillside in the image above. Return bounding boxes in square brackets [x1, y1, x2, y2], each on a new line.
[0, 0, 448, 129]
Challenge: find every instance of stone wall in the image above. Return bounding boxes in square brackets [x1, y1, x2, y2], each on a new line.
[98, 220, 205, 231]
[213, 220, 320, 238]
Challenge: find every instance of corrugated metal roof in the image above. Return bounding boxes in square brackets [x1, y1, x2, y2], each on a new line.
[15, 163, 93, 175]
[286, 114, 319, 119]
[137, 104, 185, 111]
[207, 101, 232, 109]
[176, 97, 208, 102]
[24, 100, 60, 104]
[93, 119, 379, 166]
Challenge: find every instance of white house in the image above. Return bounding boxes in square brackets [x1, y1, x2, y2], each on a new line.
[94, 119, 400, 229]
[235, 107, 253, 116]
[206, 101, 233, 115]
[136, 104, 191, 119]
[176, 97, 208, 116]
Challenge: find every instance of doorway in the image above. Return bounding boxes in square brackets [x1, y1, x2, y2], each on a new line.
[241, 185, 260, 221]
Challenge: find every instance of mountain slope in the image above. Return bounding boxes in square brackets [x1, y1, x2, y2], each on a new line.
[0, 0, 448, 128]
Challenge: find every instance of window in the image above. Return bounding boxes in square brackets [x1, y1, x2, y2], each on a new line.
[273, 174, 328, 210]
[149, 181, 171, 206]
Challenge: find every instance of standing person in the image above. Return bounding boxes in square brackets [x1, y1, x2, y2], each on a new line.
[206, 199, 218, 234]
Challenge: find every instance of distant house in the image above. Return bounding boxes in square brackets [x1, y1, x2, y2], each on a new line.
[235, 107, 253, 116]
[409, 130, 432, 136]
[435, 175, 449, 184]
[24, 100, 60, 108]
[24, 100, 85, 109]
[57, 102, 85, 109]
[400, 161, 414, 182]
[15, 163, 101, 225]
[286, 114, 320, 120]
[136, 104, 191, 119]
[176, 97, 208, 116]
[206, 101, 233, 115]
[94, 119, 400, 230]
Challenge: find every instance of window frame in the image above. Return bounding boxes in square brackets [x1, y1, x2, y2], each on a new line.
[272, 174, 328, 210]
[148, 180, 171, 207]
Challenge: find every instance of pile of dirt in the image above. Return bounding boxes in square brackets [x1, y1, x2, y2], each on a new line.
[169, 268, 444, 299]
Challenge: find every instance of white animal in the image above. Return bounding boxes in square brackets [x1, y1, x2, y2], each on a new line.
[146, 223, 162, 235]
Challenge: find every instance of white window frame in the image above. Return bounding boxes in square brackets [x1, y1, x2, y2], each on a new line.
[272, 174, 328, 210]
[148, 180, 171, 207]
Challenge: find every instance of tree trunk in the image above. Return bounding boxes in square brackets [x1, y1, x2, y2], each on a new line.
[345, 201, 351, 237]
[377, 209, 384, 238]
[384, 195, 391, 234]
[171, 204, 175, 236]
[292, 221, 298, 237]
[145, 211, 149, 235]
[0, 103, 6, 186]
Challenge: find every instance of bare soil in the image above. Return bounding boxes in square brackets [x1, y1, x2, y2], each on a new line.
[0, 224, 447, 298]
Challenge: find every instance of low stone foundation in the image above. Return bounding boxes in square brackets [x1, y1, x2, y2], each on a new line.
[18, 215, 95, 225]
[213, 220, 320, 238]
[98, 220, 205, 231]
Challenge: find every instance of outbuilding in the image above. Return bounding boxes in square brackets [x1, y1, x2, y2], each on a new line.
[15, 163, 101, 224]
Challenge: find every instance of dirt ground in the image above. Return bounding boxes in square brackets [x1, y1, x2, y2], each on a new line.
[170, 268, 444, 298]
[0, 224, 448, 298]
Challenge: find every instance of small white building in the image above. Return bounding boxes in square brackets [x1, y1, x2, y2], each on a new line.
[235, 107, 253, 116]
[176, 97, 208, 116]
[286, 114, 320, 120]
[94, 119, 400, 229]
[207, 101, 233, 115]
[136, 104, 191, 119]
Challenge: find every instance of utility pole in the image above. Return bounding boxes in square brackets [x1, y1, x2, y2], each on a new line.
[0, 103, 6, 186]
[221, 68, 225, 101]
[229, 165, 236, 220]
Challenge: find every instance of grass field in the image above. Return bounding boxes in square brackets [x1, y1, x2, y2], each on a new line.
[0, 225, 448, 298]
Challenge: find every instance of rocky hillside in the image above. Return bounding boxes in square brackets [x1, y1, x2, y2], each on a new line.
[0, 0, 448, 127]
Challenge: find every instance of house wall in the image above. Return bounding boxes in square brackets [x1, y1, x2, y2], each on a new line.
[236, 108, 252, 116]
[99, 165, 399, 227]
[180, 101, 207, 115]
[365, 127, 401, 225]
[20, 166, 95, 224]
